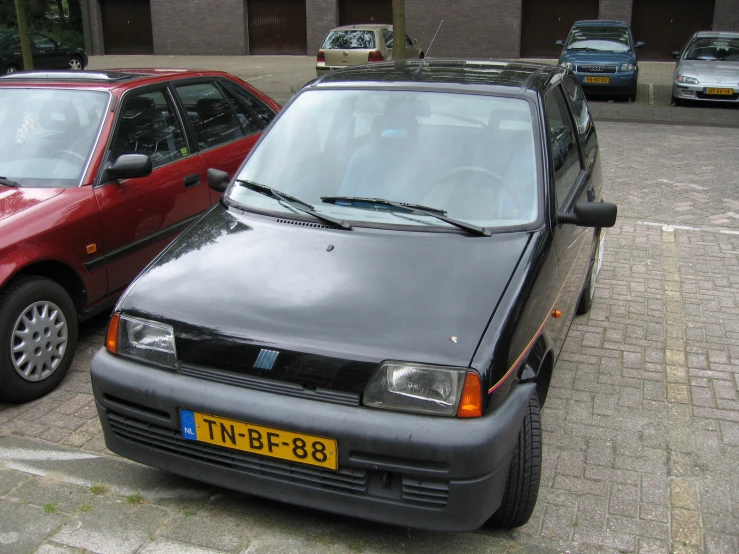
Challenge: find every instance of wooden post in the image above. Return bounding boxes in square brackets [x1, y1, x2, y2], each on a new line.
[14, 0, 33, 71]
[392, 0, 406, 61]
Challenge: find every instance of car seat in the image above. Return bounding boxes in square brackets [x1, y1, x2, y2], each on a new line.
[195, 98, 242, 149]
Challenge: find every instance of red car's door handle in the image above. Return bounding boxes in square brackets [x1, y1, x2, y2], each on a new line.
[183, 174, 201, 188]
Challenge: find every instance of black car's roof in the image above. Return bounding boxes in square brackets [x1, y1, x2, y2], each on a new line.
[311, 60, 564, 96]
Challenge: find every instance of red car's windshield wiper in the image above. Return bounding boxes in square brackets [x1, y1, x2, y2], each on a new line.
[0, 176, 20, 187]
[321, 196, 491, 237]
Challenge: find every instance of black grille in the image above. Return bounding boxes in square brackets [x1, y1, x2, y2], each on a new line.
[107, 411, 369, 494]
[401, 477, 450, 508]
[180, 365, 361, 407]
[576, 65, 617, 73]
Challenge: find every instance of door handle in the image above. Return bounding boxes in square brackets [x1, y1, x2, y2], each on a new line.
[183, 174, 200, 188]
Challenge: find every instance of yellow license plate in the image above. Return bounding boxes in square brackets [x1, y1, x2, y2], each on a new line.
[705, 88, 734, 95]
[180, 410, 338, 470]
[584, 76, 610, 84]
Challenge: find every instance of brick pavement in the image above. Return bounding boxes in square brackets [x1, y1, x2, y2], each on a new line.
[1, 122, 738, 553]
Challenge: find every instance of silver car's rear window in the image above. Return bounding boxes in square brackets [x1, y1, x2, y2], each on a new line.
[322, 31, 376, 50]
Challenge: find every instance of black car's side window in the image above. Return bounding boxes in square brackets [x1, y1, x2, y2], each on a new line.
[219, 79, 276, 129]
[544, 87, 582, 209]
[109, 89, 187, 169]
[174, 81, 245, 150]
[562, 77, 596, 162]
[31, 33, 56, 50]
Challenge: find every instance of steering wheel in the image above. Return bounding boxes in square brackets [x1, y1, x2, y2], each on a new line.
[50, 150, 86, 162]
[432, 166, 522, 219]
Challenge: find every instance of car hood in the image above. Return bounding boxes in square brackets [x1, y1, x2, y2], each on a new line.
[120, 205, 531, 374]
[677, 60, 739, 83]
[0, 187, 64, 222]
[559, 49, 635, 66]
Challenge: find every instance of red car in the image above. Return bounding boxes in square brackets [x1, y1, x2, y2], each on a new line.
[0, 69, 279, 402]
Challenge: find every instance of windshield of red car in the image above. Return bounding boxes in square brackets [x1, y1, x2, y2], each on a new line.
[684, 37, 739, 61]
[0, 88, 108, 187]
[230, 89, 539, 230]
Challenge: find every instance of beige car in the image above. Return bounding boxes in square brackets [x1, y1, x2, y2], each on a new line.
[316, 24, 423, 76]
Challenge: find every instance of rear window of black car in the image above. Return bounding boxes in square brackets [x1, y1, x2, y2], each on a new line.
[322, 30, 375, 49]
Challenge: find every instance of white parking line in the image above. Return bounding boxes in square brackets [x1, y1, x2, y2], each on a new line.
[648, 83, 655, 106]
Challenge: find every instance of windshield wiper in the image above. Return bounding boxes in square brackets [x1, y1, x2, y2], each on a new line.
[568, 47, 599, 52]
[235, 179, 352, 230]
[0, 176, 20, 187]
[321, 196, 491, 237]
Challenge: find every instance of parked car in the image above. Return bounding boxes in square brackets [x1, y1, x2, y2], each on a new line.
[557, 20, 644, 101]
[0, 30, 88, 73]
[316, 24, 423, 76]
[91, 60, 616, 531]
[0, 69, 279, 402]
[671, 31, 739, 106]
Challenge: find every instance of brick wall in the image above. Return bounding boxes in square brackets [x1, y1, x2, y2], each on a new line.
[598, 0, 633, 23]
[150, 0, 246, 55]
[89, 0, 105, 55]
[406, 0, 523, 59]
[306, 0, 338, 56]
[713, 0, 739, 31]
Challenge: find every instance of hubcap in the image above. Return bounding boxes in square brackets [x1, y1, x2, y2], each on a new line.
[69, 58, 82, 70]
[6, 66, 17, 74]
[11, 301, 68, 382]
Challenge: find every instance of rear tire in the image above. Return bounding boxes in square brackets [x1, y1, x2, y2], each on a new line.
[0, 277, 78, 403]
[484, 393, 542, 529]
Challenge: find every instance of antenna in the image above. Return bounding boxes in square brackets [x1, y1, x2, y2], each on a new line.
[415, 19, 444, 77]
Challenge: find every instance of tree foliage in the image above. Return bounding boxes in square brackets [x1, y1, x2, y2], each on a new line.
[0, 0, 83, 47]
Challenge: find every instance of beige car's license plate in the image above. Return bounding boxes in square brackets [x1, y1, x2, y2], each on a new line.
[180, 410, 338, 470]
[584, 76, 610, 84]
[704, 88, 734, 95]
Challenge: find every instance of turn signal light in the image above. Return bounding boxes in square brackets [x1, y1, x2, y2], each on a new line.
[317, 51, 325, 62]
[457, 371, 482, 418]
[368, 51, 384, 62]
[106, 313, 120, 355]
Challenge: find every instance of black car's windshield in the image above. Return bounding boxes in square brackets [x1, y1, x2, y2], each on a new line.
[322, 30, 375, 49]
[0, 88, 108, 187]
[229, 89, 539, 230]
[684, 37, 739, 61]
[567, 26, 631, 52]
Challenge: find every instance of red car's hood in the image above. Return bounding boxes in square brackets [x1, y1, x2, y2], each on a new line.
[0, 187, 64, 221]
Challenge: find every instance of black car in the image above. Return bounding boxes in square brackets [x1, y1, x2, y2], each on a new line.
[90, 60, 616, 531]
[1, 30, 88, 74]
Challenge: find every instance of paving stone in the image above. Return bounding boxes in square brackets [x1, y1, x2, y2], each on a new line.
[0, 500, 67, 554]
[0, 468, 30, 496]
[139, 539, 230, 554]
[159, 514, 247, 553]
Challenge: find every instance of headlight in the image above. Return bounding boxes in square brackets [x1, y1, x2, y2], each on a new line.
[106, 313, 178, 369]
[620, 63, 636, 71]
[676, 75, 699, 84]
[559, 62, 573, 70]
[364, 362, 480, 416]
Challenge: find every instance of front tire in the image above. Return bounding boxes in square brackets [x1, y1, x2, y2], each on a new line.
[0, 277, 78, 403]
[484, 393, 542, 529]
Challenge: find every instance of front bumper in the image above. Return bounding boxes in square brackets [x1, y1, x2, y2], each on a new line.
[575, 71, 637, 94]
[672, 82, 739, 103]
[91, 349, 535, 531]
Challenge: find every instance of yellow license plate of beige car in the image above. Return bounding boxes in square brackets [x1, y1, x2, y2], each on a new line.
[705, 88, 734, 95]
[179, 410, 338, 470]
[584, 76, 610, 84]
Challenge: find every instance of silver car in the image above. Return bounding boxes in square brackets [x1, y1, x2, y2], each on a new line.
[671, 31, 739, 106]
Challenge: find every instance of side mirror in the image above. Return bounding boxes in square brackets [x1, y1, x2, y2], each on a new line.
[635, 41, 645, 48]
[207, 168, 230, 192]
[555, 40, 564, 47]
[560, 201, 617, 228]
[106, 154, 151, 180]
[671, 51, 680, 59]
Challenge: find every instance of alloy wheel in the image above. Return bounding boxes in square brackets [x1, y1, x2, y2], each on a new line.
[69, 58, 82, 70]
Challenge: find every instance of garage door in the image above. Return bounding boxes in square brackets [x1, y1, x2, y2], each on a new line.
[247, 0, 307, 55]
[631, 0, 715, 60]
[520, 0, 598, 58]
[100, 0, 153, 54]
[339, 0, 392, 26]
